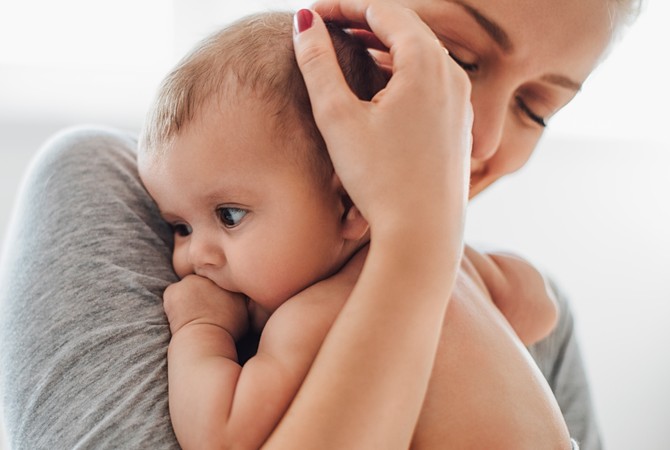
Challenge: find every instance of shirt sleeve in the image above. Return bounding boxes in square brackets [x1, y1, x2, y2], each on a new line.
[0, 127, 180, 449]
[528, 279, 603, 450]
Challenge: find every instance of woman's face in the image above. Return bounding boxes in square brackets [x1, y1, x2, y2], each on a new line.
[403, 0, 615, 197]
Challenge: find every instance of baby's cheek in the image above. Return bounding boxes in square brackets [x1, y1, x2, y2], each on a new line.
[172, 246, 192, 279]
[245, 271, 298, 316]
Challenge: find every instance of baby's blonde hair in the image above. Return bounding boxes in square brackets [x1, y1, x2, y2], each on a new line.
[139, 11, 387, 180]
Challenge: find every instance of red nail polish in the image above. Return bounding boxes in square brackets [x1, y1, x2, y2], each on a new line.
[294, 9, 313, 34]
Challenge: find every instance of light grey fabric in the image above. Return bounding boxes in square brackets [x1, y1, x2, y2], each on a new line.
[0, 126, 602, 449]
[0, 126, 179, 449]
[529, 280, 603, 450]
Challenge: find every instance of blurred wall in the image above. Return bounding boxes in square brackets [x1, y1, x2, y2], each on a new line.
[1, 1, 669, 449]
[466, 136, 670, 450]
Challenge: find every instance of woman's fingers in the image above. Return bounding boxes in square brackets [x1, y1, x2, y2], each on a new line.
[293, 1, 472, 229]
[293, 9, 359, 123]
[312, 0, 435, 55]
[311, 0, 372, 30]
[348, 29, 387, 52]
[312, 1, 452, 99]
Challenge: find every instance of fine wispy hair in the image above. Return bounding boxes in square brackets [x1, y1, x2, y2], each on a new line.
[139, 11, 388, 176]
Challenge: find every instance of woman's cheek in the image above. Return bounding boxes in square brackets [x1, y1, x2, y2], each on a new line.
[495, 129, 542, 176]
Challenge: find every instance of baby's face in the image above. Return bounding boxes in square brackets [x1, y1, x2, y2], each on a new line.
[139, 100, 351, 319]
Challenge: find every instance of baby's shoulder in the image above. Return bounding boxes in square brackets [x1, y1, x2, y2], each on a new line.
[258, 284, 346, 362]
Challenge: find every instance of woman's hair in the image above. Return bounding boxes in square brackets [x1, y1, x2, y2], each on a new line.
[139, 11, 387, 178]
[611, 0, 645, 34]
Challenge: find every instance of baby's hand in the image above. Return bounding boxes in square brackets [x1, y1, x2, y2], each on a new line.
[163, 274, 249, 341]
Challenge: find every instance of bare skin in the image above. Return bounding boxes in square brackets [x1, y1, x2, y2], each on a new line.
[141, 92, 562, 449]
[140, 0, 620, 445]
[160, 250, 567, 449]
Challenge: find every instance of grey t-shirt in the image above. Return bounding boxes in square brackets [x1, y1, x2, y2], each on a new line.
[0, 127, 602, 449]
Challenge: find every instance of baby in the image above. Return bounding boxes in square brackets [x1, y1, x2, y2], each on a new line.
[138, 11, 560, 449]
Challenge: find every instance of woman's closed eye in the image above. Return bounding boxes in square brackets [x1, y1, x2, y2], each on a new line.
[514, 96, 547, 128]
[448, 52, 478, 74]
[217, 207, 248, 228]
[445, 47, 548, 128]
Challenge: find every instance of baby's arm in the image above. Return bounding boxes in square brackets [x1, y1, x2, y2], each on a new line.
[162, 275, 248, 448]
[164, 253, 362, 450]
[463, 245, 559, 345]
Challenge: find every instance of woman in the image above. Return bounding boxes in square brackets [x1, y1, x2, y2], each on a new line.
[0, 0, 640, 448]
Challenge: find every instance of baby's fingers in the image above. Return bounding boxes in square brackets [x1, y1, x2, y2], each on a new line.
[163, 275, 248, 339]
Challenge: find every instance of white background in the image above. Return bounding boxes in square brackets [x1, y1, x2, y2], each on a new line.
[1, 1, 668, 449]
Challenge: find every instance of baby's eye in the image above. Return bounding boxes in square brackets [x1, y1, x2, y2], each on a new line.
[171, 223, 192, 237]
[217, 207, 247, 228]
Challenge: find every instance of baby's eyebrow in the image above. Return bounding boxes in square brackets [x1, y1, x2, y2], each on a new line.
[202, 186, 254, 205]
[157, 210, 179, 222]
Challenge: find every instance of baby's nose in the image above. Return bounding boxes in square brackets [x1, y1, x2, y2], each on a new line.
[188, 232, 225, 270]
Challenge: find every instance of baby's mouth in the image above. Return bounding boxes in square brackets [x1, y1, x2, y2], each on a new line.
[194, 269, 238, 293]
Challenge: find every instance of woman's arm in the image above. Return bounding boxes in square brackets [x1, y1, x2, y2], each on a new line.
[0, 126, 181, 449]
[266, 5, 472, 448]
[0, 115, 596, 450]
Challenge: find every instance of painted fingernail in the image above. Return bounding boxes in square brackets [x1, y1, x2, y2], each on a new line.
[294, 9, 313, 34]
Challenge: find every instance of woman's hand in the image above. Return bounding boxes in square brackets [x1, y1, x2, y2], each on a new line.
[293, 0, 473, 235]
[163, 274, 249, 341]
[263, 5, 472, 448]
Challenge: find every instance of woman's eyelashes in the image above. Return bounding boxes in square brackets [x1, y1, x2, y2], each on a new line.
[448, 52, 479, 73]
[447, 48, 548, 128]
[217, 207, 248, 228]
[514, 96, 547, 128]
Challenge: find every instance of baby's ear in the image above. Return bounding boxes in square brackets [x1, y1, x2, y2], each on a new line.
[331, 173, 369, 240]
[341, 200, 369, 241]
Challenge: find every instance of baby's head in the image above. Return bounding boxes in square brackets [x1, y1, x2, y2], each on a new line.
[138, 11, 386, 323]
[139, 10, 386, 186]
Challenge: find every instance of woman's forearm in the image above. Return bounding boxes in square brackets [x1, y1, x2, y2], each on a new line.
[265, 227, 460, 449]
[279, 2, 471, 446]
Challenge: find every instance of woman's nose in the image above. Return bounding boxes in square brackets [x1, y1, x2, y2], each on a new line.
[188, 231, 225, 270]
[470, 84, 507, 162]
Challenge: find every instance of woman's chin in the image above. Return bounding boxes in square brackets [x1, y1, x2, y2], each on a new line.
[469, 174, 497, 199]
